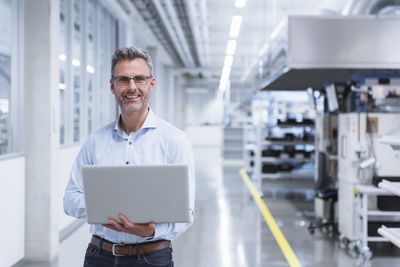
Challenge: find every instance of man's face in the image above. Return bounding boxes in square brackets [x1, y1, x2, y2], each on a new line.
[110, 58, 155, 113]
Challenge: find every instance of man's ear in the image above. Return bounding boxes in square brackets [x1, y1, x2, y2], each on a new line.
[149, 77, 155, 93]
[110, 79, 116, 94]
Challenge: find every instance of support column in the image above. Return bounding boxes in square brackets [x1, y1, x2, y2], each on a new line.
[24, 0, 60, 261]
[167, 67, 175, 124]
[147, 47, 161, 115]
[175, 75, 186, 130]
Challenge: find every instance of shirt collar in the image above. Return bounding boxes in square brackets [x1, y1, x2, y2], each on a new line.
[142, 108, 158, 129]
[113, 107, 158, 135]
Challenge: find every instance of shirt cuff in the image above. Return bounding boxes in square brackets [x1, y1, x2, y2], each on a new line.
[151, 223, 169, 240]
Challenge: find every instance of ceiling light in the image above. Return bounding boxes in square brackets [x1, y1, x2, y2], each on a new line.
[72, 58, 81, 67]
[59, 83, 66, 90]
[235, 0, 247, 8]
[59, 54, 67, 61]
[221, 66, 231, 79]
[219, 65, 232, 92]
[224, 56, 234, 68]
[226, 40, 237, 56]
[219, 79, 229, 91]
[229, 16, 242, 38]
[86, 65, 95, 74]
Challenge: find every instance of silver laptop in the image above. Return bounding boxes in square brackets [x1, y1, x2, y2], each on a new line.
[82, 164, 190, 224]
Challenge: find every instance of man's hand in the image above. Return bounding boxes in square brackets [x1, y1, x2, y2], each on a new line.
[101, 213, 155, 238]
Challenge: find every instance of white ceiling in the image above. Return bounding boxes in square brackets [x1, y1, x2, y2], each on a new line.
[123, 0, 350, 87]
[206, 0, 348, 84]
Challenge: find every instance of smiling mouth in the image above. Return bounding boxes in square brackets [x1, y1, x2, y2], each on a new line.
[124, 95, 142, 103]
[125, 95, 141, 100]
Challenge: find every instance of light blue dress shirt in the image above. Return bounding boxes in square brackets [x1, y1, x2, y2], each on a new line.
[63, 108, 195, 244]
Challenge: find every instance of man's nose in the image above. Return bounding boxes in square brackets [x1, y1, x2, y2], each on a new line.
[127, 78, 137, 89]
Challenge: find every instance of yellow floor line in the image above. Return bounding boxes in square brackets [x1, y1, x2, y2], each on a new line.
[239, 169, 302, 267]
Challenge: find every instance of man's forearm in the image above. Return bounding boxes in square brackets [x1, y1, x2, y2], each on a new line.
[63, 191, 86, 218]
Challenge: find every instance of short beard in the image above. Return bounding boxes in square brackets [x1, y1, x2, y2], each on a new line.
[120, 102, 143, 113]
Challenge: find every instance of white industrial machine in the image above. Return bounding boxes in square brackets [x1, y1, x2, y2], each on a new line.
[255, 14, 400, 259]
[338, 112, 400, 256]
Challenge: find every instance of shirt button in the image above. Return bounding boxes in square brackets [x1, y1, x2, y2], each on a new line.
[126, 161, 129, 165]
[129, 141, 132, 145]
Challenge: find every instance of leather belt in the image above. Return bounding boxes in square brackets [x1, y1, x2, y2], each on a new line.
[91, 235, 171, 256]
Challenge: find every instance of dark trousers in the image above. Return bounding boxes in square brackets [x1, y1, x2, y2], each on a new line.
[83, 243, 174, 267]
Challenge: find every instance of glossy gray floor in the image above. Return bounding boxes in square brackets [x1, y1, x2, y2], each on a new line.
[20, 144, 400, 267]
[174, 146, 400, 267]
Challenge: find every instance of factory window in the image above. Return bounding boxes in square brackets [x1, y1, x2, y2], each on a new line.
[72, 0, 82, 143]
[86, 0, 95, 135]
[0, 1, 11, 154]
[59, 0, 67, 144]
[0, 0, 22, 156]
[59, 0, 118, 145]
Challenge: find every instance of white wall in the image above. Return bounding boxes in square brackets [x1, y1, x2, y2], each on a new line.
[147, 47, 169, 122]
[185, 88, 224, 126]
[148, 61, 185, 130]
[175, 76, 186, 130]
[0, 156, 25, 267]
[186, 126, 222, 147]
[58, 146, 81, 231]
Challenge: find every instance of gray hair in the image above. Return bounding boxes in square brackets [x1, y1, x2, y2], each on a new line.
[111, 47, 153, 77]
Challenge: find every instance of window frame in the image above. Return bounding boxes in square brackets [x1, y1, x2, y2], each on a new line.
[0, 0, 24, 158]
[59, 0, 118, 147]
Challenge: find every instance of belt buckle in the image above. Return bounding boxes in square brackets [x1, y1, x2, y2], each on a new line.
[112, 243, 126, 256]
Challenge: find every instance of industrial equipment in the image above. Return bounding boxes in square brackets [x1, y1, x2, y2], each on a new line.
[337, 76, 400, 259]
[310, 113, 338, 235]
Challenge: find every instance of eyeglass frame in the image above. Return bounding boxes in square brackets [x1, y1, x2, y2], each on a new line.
[111, 75, 153, 87]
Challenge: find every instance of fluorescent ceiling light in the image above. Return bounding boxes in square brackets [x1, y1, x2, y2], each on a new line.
[224, 56, 234, 68]
[219, 78, 230, 92]
[219, 64, 232, 92]
[219, 80, 229, 91]
[221, 66, 231, 80]
[235, 0, 246, 8]
[58, 83, 66, 90]
[226, 40, 237, 56]
[59, 54, 66, 61]
[86, 65, 95, 74]
[229, 16, 242, 38]
[220, 74, 227, 82]
[72, 58, 81, 67]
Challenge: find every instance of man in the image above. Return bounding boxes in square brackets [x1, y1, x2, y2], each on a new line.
[63, 47, 195, 267]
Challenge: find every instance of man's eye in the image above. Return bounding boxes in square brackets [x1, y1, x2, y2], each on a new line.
[135, 76, 146, 82]
[118, 77, 130, 82]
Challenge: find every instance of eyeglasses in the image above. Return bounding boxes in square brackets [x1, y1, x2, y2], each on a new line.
[112, 75, 152, 87]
